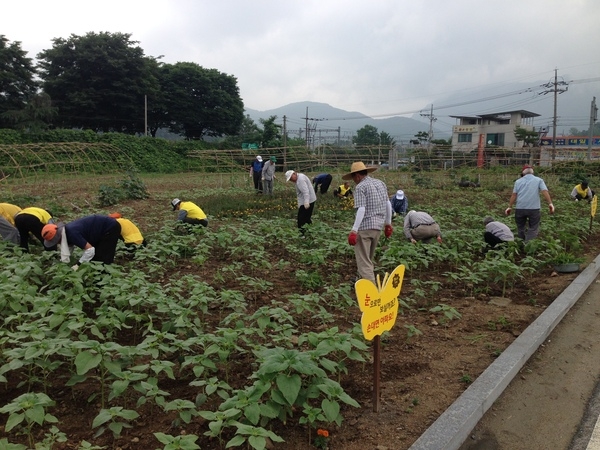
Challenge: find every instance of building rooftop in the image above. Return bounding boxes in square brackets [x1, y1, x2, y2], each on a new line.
[450, 110, 540, 120]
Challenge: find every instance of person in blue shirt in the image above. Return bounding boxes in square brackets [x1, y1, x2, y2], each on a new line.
[250, 155, 264, 194]
[42, 215, 121, 266]
[390, 190, 408, 218]
[505, 165, 554, 241]
[312, 173, 333, 194]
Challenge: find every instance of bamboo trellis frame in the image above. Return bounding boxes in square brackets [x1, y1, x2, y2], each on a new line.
[0, 142, 134, 180]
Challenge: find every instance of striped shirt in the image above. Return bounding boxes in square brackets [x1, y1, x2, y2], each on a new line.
[354, 176, 389, 230]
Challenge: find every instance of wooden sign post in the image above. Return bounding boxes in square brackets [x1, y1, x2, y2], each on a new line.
[355, 264, 405, 412]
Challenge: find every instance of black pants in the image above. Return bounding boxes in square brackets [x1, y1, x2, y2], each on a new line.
[253, 171, 263, 193]
[484, 232, 505, 248]
[93, 224, 121, 264]
[14, 213, 54, 251]
[316, 175, 333, 194]
[297, 202, 315, 233]
[183, 218, 208, 227]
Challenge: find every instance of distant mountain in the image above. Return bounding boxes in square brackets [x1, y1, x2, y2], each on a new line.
[245, 78, 599, 144]
[244, 101, 442, 145]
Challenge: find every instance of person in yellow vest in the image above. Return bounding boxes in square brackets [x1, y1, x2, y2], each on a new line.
[0, 202, 22, 226]
[14, 207, 56, 251]
[108, 213, 145, 248]
[171, 198, 208, 227]
[570, 180, 595, 202]
[333, 181, 353, 199]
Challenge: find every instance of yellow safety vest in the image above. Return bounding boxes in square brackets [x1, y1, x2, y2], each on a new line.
[17, 207, 52, 224]
[116, 218, 144, 245]
[180, 201, 207, 220]
[0, 203, 22, 226]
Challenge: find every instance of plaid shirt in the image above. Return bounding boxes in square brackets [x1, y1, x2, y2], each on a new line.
[354, 176, 389, 230]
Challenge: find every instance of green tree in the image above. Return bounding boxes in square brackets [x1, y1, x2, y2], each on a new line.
[158, 62, 244, 140]
[379, 131, 396, 146]
[259, 115, 282, 148]
[514, 125, 540, 146]
[0, 35, 38, 128]
[219, 114, 262, 148]
[353, 124, 380, 145]
[414, 131, 429, 145]
[1, 92, 58, 131]
[37, 32, 160, 133]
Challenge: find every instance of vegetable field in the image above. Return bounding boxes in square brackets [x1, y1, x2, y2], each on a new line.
[1, 169, 599, 450]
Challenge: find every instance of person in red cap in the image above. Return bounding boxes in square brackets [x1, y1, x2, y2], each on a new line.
[505, 165, 554, 241]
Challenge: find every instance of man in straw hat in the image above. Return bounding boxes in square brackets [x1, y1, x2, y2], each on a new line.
[343, 161, 393, 283]
[505, 165, 554, 241]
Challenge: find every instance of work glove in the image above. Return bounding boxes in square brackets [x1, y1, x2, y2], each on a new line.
[79, 246, 96, 263]
[384, 224, 393, 238]
[261, 177, 265, 181]
[575, 198, 579, 202]
[549, 203, 555, 214]
[71, 264, 79, 271]
[348, 231, 357, 246]
[303, 202, 310, 210]
[504, 207, 512, 216]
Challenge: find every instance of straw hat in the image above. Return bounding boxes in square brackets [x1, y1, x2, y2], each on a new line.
[341, 162, 377, 180]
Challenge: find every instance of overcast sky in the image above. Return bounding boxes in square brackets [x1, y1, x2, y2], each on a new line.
[3, 0, 600, 132]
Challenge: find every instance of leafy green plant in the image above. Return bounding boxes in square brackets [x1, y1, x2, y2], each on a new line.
[295, 269, 324, 290]
[0, 392, 58, 449]
[551, 252, 585, 265]
[225, 422, 285, 450]
[98, 185, 123, 207]
[460, 374, 472, 384]
[404, 324, 423, 342]
[153, 432, 201, 450]
[91, 406, 140, 439]
[429, 304, 462, 323]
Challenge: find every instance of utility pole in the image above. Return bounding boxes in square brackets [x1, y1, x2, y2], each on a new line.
[588, 97, 597, 161]
[305, 107, 309, 149]
[283, 115, 287, 170]
[420, 104, 436, 155]
[540, 69, 568, 160]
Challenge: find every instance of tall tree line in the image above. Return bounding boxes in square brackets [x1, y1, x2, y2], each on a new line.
[0, 32, 244, 139]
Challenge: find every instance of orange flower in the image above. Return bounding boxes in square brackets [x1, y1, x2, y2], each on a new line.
[317, 429, 329, 438]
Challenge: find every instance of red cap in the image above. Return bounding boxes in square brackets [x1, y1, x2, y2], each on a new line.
[522, 164, 533, 171]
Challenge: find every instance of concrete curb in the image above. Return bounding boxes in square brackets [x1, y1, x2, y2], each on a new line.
[409, 255, 600, 450]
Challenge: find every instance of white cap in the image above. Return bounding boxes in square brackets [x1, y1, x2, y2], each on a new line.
[285, 170, 295, 182]
[396, 190, 405, 200]
[256, 155, 263, 162]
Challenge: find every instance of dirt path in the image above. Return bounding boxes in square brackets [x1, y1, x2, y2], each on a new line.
[459, 274, 600, 450]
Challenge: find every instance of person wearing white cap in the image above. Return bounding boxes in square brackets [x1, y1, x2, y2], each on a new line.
[342, 161, 392, 283]
[285, 169, 317, 234]
[250, 155, 264, 194]
[390, 189, 408, 218]
[171, 198, 208, 227]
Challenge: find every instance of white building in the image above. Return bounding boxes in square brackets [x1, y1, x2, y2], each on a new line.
[450, 110, 540, 152]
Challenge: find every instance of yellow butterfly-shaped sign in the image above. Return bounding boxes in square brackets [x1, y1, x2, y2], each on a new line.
[355, 264, 405, 341]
